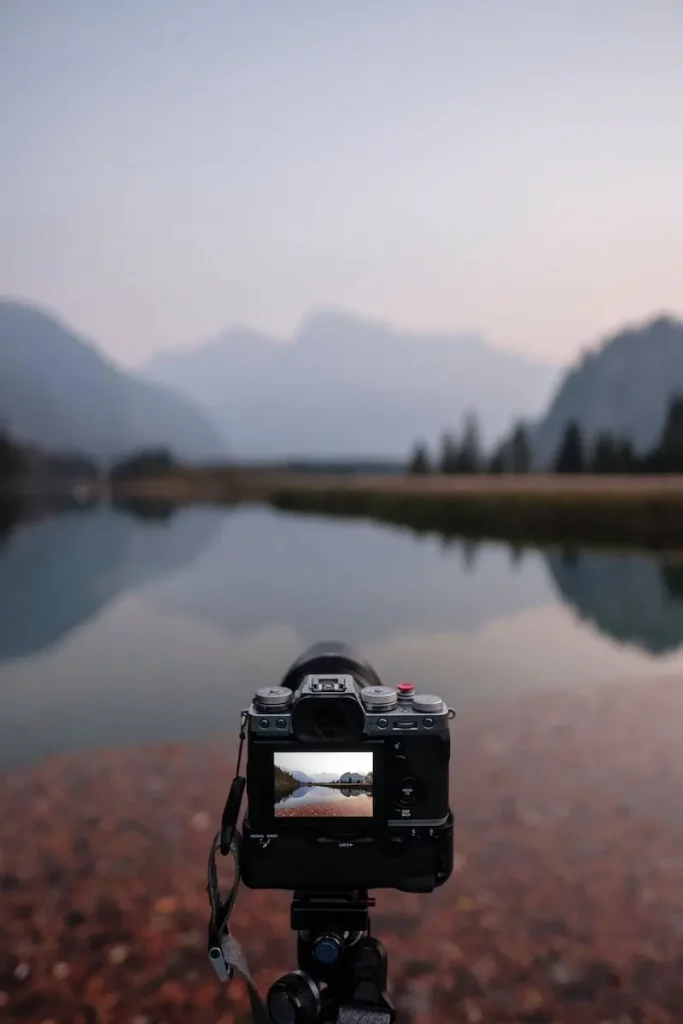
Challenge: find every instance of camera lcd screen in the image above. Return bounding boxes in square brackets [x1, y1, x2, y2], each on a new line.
[274, 751, 374, 818]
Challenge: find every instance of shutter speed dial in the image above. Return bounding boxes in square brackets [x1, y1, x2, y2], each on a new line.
[360, 686, 397, 712]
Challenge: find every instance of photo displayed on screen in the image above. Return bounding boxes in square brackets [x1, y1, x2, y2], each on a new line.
[274, 751, 374, 818]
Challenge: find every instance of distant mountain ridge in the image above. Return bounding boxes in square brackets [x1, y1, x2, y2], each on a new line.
[142, 308, 560, 458]
[0, 299, 225, 462]
[533, 315, 683, 466]
[290, 770, 339, 784]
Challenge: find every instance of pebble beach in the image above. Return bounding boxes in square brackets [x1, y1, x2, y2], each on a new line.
[3, 673, 683, 1023]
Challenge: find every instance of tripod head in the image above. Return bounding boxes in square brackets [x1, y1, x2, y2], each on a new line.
[267, 891, 395, 1024]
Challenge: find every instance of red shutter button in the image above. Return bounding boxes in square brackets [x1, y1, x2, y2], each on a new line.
[397, 683, 415, 698]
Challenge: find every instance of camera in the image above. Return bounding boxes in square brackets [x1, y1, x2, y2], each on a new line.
[240, 642, 454, 893]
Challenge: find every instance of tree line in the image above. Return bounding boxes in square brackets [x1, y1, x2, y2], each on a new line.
[408, 395, 683, 475]
[0, 424, 179, 485]
[408, 413, 531, 475]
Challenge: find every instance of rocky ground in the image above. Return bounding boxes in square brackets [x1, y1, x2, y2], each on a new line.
[3, 673, 683, 1023]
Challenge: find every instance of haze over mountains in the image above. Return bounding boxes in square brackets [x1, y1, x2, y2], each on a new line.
[0, 300, 225, 462]
[4, 296, 683, 468]
[142, 308, 561, 459]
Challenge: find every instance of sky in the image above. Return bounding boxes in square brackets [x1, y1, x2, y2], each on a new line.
[1, 0, 682, 369]
[274, 750, 373, 778]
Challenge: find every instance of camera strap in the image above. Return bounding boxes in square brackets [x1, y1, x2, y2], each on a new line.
[207, 827, 271, 1024]
[207, 711, 271, 1023]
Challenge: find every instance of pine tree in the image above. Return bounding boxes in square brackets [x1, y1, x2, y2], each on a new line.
[439, 431, 460, 474]
[456, 412, 481, 473]
[651, 396, 683, 472]
[509, 422, 532, 473]
[591, 431, 618, 473]
[554, 421, 585, 474]
[592, 431, 638, 473]
[408, 441, 431, 475]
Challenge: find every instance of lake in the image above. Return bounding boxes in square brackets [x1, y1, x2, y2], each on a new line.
[274, 785, 374, 817]
[2, 500, 683, 769]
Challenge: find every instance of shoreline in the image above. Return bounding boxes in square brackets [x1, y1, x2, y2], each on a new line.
[4, 674, 683, 1022]
[8, 470, 683, 550]
[109, 471, 683, 550]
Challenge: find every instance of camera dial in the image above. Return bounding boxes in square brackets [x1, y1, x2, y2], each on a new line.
[412, 694, 444, 714]
[360, 686, 397, 711]
[254, 686, 292, 710]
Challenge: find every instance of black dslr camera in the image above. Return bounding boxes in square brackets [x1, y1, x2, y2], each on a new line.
[242, 642, 454, 893]
[208, 643, 454, 1024]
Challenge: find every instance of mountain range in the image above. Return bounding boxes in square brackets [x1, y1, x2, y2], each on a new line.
[290, 770, 339, 784]
[4, 296, 683, 468]
[0, 299, 225, 462]
[142, 308, 561, 458]
[288, 770, 369, 784]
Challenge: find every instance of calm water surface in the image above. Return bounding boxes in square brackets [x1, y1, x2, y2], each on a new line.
[274, 785, 374, 816]
[2, 502, 683, 768]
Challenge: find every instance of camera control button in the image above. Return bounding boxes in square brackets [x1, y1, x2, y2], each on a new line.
[398, 776, 420, 804]
[423, 717, 434, 728]
[377, 717, 388, 729]
[275, 718, 287, 729]
[387, 833, 412, 855]
[259, 718, 270, 729]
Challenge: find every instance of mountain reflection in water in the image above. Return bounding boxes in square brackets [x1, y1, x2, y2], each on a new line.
[2, 503, 683, 664]
[547, 549, 683, 654]
[275, 785, 373, 816]
[3, 503, 683, 767]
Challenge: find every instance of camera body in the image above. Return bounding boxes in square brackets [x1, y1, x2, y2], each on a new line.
[241, 644, 454, 893]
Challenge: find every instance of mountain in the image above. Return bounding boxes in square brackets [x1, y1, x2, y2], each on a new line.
[290, 770, 339, 783]
[0, 299, 225, 462]
[142, 308, 560, 458]
[533, 315, 683, 467]
[340, 772, 366, 783]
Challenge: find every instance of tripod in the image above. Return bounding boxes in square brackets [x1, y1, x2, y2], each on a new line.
[267, 891, 396, 1024]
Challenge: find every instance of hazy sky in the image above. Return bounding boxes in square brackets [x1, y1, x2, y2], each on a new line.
[275, 751, 373, 777]
[1, 0, 682, 368]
